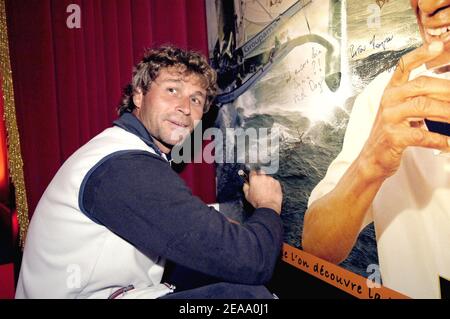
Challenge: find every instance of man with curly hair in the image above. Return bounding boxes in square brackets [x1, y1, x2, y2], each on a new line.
[16, 46, 283, 299]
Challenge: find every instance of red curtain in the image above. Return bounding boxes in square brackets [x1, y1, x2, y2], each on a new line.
[5, 0, 217, 216]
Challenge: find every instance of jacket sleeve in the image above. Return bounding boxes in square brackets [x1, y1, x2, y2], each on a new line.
[81, 151, 283, 285]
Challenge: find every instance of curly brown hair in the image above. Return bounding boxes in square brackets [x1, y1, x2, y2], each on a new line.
[118, 46, 217, 116]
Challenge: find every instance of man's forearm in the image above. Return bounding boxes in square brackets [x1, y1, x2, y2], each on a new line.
[302, 156, 384, 264]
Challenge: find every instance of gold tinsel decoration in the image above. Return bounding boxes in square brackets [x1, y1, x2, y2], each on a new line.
[0, 0, 29, 248]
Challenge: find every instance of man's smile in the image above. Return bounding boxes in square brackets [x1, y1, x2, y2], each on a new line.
[167, 119, 190, 129]
[419, 2, 450, 43]
[425, 25, 450, 37]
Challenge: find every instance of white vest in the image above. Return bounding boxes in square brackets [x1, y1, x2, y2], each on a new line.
[16, 126, 172, 299]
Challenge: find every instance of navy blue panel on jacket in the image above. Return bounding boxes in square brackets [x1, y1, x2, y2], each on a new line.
[80, 113, 283, 285]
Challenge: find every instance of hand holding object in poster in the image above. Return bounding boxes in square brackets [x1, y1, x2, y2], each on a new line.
[358, 41, 450, 180]
[412, 62, 450, 156]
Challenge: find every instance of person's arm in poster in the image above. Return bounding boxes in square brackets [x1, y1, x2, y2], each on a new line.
[302, 41, 450, 264]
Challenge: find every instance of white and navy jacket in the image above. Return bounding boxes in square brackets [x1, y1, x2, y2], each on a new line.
[16, 113, 283, 298]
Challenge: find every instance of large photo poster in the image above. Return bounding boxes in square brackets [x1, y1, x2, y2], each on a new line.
[205, 0, 450, 299]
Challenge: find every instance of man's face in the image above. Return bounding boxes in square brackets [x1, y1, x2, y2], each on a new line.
[411, 0, 450, 65]
[133, 67, 207, 154]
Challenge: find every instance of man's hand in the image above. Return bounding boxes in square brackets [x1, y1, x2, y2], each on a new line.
[243, 170, 282, 214]
[359, 41, 450, 181]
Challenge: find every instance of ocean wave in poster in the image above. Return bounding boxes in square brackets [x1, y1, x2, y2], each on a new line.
[216, 108, 379, 278]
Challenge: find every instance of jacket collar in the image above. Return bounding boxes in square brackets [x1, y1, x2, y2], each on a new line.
[113, 112, 166, 158]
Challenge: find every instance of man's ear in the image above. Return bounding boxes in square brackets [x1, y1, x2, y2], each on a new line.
[132, 88, 143, 110]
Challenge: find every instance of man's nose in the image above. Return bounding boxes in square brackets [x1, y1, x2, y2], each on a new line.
[176, 95, 191, 115]
[419, 0, 450, 16]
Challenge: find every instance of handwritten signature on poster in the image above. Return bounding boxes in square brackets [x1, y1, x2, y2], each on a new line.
[290, 46, 325, 104]
[349, 34, 394, 59]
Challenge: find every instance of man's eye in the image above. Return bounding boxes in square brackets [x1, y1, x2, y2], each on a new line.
[167, 88, 177, 94]
[192, 96, 206, 106]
